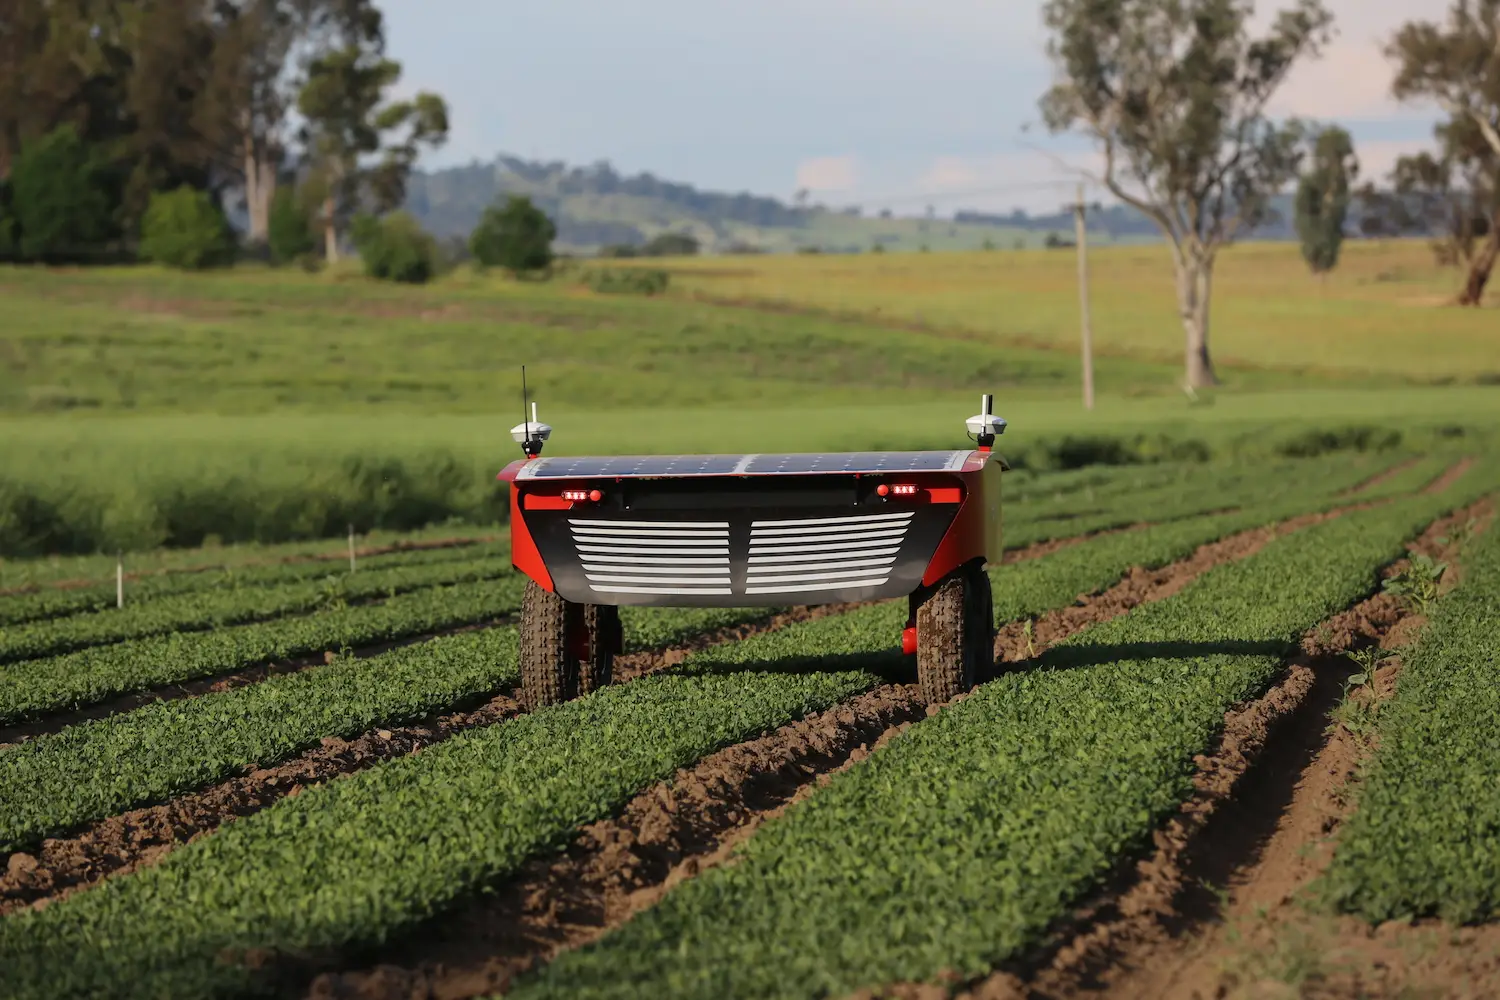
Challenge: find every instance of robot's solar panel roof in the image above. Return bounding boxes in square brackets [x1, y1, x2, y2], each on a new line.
[515, 451, 972, 480]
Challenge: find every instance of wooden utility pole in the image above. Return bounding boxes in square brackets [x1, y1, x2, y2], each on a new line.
[1074, 182, 1095, 411]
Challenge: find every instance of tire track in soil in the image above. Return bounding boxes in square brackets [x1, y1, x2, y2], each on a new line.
[0, 603, 867, 918]
[297, 500, 1384, 1000]
[947, 496, 1498, 1000]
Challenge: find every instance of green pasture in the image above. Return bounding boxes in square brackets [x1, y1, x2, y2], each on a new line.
[0, 259, 1496, 559]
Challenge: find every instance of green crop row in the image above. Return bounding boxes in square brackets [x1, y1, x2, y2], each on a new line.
[1347, 452, 1455, 501]
[0, 485, 1363, 996]
[1001, 451, 1391, 549]
[0, 464, 1486, 997]
[512, 491, 1483, 1000]
[0, 627, 890, 998]
[0, 603, 778, 854]
[0, 552, 520, 664]
[1321, 511, 1500, 924]
[0, 497, 1295, 854]
[0, 538, 507, 628]
[0, 576, 526, 724]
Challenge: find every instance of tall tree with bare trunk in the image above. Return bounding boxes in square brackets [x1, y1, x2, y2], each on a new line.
[1039, 0, 1333, 390]
[1386, 0, 1500, 305]
[295, 6, 446, 263]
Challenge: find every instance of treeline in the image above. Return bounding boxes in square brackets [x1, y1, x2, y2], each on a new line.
[0, 0, 446, 269]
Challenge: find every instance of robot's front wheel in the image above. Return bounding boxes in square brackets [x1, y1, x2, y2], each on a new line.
[912, 561, 994, 705]
[519, 580, 620, 709]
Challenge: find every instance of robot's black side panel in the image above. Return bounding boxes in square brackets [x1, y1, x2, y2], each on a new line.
[522, 475, 964, 607]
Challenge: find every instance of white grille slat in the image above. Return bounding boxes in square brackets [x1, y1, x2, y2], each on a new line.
[580, 553, 729, 565]
[747, 537, 903, 556]
[585, 574, 732, 585]
[745, 578, 889, 594]
[751, 519, 913, 538]
[745, 567, 895, 584]
[748, 549, 901, 565]
[575, 544, 730, 556]
[750, 511, 915, 528]
[589, 585, 735, 595]
[564, 524, 729, 530]
[582, 564, 728, 576]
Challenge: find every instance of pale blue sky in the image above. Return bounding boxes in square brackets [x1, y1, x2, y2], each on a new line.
[381, 0, 1442, 214]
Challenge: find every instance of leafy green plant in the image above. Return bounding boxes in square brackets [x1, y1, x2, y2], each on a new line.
[267, 185, 317, 264]
[469, 194, 556, 276]
[579, 266, 670, 296]
[1382, 552, 1447, 614]
[139, 186, 237, 270]
[350, 211, 438, 283]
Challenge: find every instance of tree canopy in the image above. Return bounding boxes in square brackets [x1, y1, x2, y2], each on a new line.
[1295, 126, 1358, 276]
[0, 0, 448, 263]
[1040, 0, 1332, 388]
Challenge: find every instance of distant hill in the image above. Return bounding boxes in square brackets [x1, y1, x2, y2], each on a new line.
[403, 155, 1377, 256]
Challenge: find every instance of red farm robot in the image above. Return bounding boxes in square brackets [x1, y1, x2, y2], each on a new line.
[497, 396, 1008, 708]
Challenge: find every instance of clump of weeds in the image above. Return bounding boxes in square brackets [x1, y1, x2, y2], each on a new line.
[1382, 553, 1446, 615]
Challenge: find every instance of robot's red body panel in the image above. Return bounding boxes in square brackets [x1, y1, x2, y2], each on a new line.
[499, 450, 1003, 608]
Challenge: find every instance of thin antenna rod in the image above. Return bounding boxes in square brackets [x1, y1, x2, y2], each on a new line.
[521, 365, 530, 442]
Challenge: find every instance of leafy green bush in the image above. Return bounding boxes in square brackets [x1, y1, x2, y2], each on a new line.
[9, 124, 117, 262]
[1276, 424, 1402, 458]
[350, 211, 438, 283]
[267, 185, 316, 264]
[139, 186, 236, 270]
[469, 194, 556, 275]
[578, 267, 670, 296]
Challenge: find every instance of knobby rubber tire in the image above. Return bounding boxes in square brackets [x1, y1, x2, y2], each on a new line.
[915, 562, 992, 705]
[580, 603, 620, 695]
[520, 579, 579, 709]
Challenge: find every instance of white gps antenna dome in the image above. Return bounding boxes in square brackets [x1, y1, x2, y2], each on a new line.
[966, 393, 1006, 448]
[511, 401, 551, 457]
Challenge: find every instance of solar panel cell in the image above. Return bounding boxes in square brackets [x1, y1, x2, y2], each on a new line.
[515, 451, 970, 480]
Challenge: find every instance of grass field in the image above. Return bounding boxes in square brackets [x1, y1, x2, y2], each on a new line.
[3, 243, 1498, 557]
[652, 240, 1499, 382]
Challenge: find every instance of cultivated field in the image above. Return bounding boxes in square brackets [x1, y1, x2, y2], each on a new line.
[0, 449, 1497, 998]
[1, 244, 1499, 997]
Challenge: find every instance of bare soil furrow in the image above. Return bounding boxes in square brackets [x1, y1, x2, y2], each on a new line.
[0, 693, 524, 917]
[299, 498, 1356, 999]
[0, 601, 867, 916]
[304, 684, 931, 1000]
[1421, 456, 1475, 496]
[1334, 455, 1421, 497]
[0, 618, 511, 748]
[964, 496, 1497, 1000]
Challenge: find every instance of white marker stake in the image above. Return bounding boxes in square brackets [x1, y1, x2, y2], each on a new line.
[116, 554, 124, 609]
[348, 524, 356, 573]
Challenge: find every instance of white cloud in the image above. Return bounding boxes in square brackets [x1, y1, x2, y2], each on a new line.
[1264, 0, 1443, 120]
[795, 155, 860, 192]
